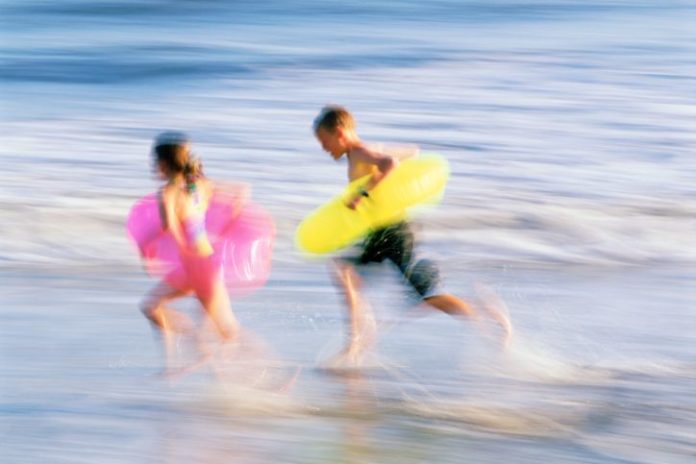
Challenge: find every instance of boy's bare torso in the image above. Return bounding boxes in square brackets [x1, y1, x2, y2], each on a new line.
[346, 143, 419, 181]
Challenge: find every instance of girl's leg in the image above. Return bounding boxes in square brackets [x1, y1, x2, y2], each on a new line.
[200, 280, 239, 343]
[198, 282, 282, 384]
[140, 281, 192, 371]
[142, 280, 239, 380]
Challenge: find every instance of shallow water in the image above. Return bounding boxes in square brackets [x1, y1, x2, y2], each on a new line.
[2, 265, 695, 463]
[1, 1, 695, 462]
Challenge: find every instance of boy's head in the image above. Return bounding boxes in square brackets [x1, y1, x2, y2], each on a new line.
[313, 105, 357, 160]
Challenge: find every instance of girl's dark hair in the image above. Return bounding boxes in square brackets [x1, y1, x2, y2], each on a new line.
[153, 131, 203, 190]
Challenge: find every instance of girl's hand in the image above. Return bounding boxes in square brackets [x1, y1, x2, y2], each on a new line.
[215, 182, 250, 217]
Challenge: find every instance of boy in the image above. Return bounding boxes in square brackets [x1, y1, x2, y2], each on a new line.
[313, 105, 513, 363]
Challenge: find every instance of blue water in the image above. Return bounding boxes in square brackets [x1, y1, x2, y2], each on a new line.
[1, 1, 695, 463]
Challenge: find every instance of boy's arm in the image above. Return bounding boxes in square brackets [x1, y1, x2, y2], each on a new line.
[380, 143, 420, 161]
[346, 146, 398, 209]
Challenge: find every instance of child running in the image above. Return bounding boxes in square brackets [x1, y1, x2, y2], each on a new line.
[312, 106, 513, 364]
[140, 132, 242, 377]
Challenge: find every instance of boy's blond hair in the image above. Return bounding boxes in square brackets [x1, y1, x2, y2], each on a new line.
[313, 105, 356, 133]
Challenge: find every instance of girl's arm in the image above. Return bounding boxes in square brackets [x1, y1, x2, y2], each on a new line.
[159, 187, 189, 251]
[214, 181, 250, 218]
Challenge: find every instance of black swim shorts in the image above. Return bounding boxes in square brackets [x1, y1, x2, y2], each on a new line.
[343, 221, 442, 299]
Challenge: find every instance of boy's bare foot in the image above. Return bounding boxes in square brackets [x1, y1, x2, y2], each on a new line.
[323, 335, 372, 369]
[474, 283, 514, 349]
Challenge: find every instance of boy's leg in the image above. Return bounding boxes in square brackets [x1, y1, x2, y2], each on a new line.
[473, 283, 514, 347]
[404, 258, 477, 318]
[405, 258, 513, 348]
[332, 259, 377, 362]
[423, 293, 476, 318]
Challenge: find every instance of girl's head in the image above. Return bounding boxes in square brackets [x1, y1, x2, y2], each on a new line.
[152, 131, 202, 185]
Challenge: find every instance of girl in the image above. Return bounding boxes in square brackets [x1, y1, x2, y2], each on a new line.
[140, 132, 241, 376]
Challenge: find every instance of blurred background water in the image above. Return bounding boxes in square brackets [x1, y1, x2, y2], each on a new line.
[1, 1, 695, 463]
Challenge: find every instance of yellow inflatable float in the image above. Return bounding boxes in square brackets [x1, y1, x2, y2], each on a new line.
[296, 154, 450, 254]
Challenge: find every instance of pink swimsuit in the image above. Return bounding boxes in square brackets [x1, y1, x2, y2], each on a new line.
[168, 186, 221, 301]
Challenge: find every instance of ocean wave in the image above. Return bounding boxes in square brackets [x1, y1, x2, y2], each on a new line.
[0, 192, 693, 269]
[4, 0, 689, 22]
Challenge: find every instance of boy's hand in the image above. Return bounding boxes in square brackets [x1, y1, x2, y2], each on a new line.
[345, 194, 363, 210]
[346, 187, 369, 210]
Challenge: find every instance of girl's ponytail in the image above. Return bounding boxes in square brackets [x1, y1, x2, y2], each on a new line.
[183, 157, 204, 192]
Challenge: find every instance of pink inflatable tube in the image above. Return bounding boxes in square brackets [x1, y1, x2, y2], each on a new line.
[127, 193, 275, 297]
